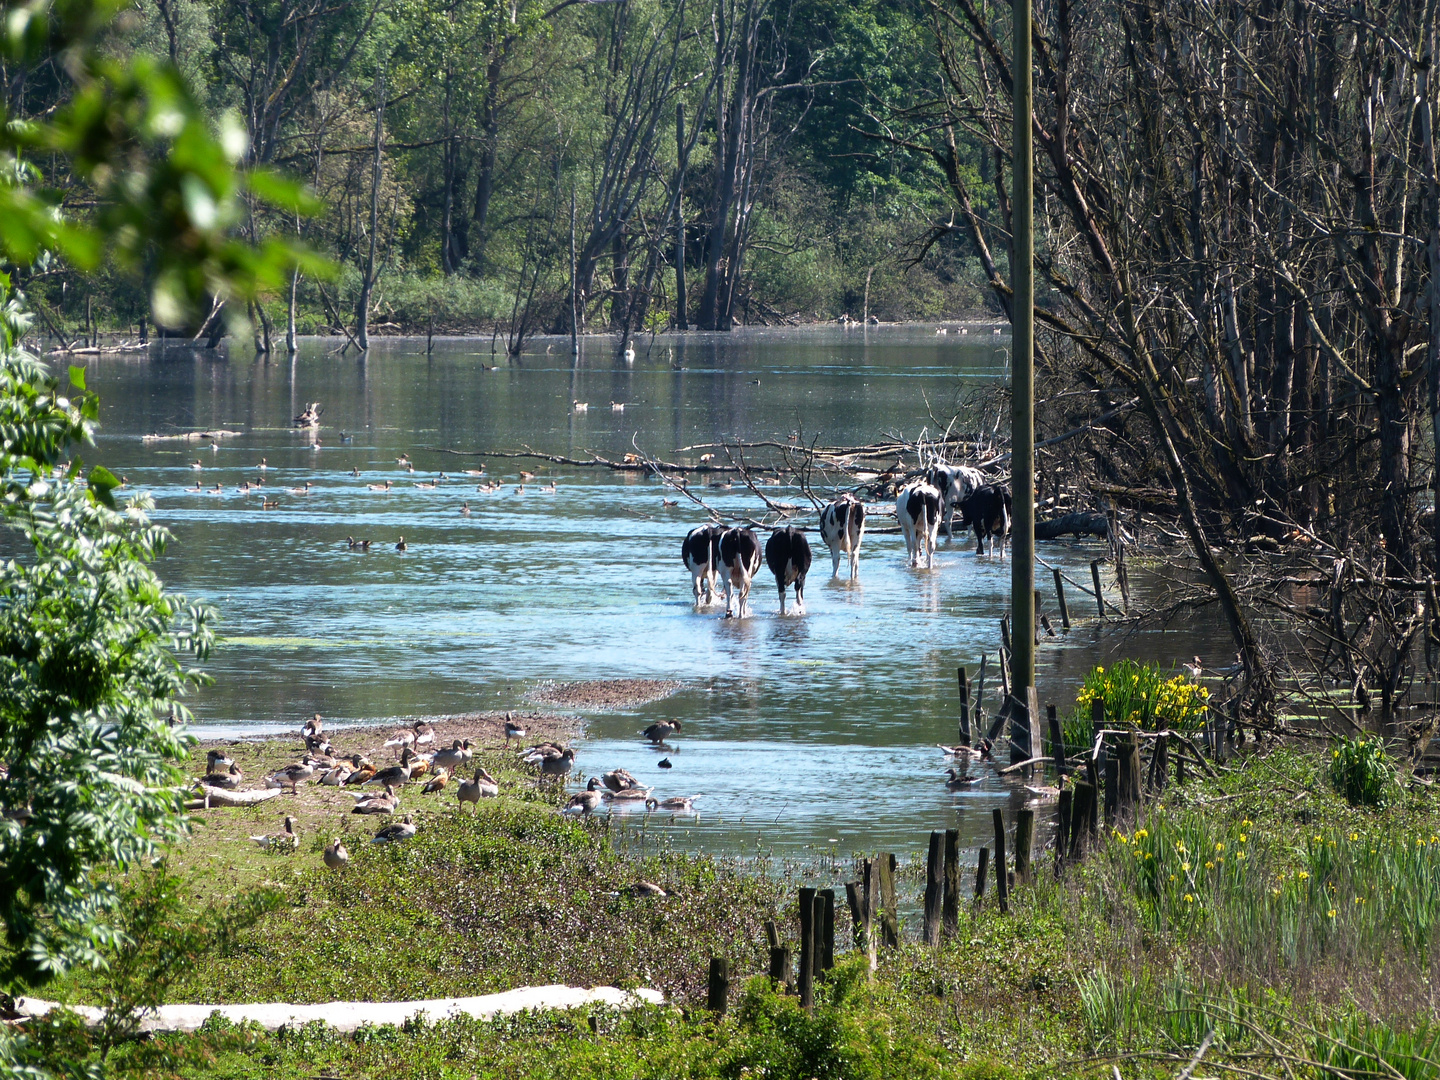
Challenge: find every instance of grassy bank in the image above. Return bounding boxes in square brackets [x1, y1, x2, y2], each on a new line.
[20, 738, 1440, 1078]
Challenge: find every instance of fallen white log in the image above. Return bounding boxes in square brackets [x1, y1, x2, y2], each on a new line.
[184, 786, 283, 810]
[16, 985, 665, 1034]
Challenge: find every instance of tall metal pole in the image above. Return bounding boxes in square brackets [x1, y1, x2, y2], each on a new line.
[1010, 0, 1035, 695]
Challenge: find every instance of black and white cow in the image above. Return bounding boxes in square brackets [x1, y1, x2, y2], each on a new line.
[681, 525, 723, 603]
[897, 481, 943, 568]
[718, 526, 763, 618]
[818, 494, 866, 579]
[924, 462, 985, 538]
[764, 527, 812, 614]
[958, 484, 1012, 555]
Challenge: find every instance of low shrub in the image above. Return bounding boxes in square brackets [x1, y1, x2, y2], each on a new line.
[1328, 736, 1396, 808]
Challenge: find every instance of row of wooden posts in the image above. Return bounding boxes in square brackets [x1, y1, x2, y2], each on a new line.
[705, 703, 1227, 1014]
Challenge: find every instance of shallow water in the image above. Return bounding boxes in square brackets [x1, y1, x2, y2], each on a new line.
[81, 325, 1229, 866]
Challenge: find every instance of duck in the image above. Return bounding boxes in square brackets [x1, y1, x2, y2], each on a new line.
[641, 720, 682, 744]
[250, 816, 299, 851]
[945, 768, 982, 791]
[323, 838, 350, 868]
[343, 755, 377, 785]
[432, 739, 473, 771]
[351, 784, 400, 814]
[1023, 783, 1062, 800]
[657, 758, 673, 769]
[395, 536, 408, 552]
[457, 767, 499, 808]
[646, 795, 700, 814]
[372, 814, 417, 844]
[287, 481, 313, 496]
[603, 786, 652, 804]
[563, 778, 603, 816]
[267, 762, 315, 793]
[602, 768, 642, 792]
[367, 480, 393, 492]
[938, 743, 987, 759]
[407, 753, 435, 781]
[200, 762, 243, 789]
[365, 747, 416, 787]
[662, 499, 677, 507]
[422, 767, 450, 794]
[503, 714, 527, 746]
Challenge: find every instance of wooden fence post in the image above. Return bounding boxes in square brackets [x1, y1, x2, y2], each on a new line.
[974, 846, 990, 903]
[707, 957, 730, 1014]
[1115, 736, 1142, 824]
[820, 889, 835, 971]
[958, 666, 971, 746]
[798, 887, 816, 1011]
[1053, 567, 1070, 629]
[877, 853, 899, 948]
[923, 831, 944, 945]
[863, 858, 878, 971]
[768, 945, 793, 990]
[992, 809, 1010, 914]
[942, 828, 961, 938]
[1091, 560, 1106, 617]
[1014, 808, 1036, 884]
[1055, 789, 1072, 874]
[1068, 782, 1095, 858]
[1000, 615, 1012, 655]
[1048, 703, 1065, 776]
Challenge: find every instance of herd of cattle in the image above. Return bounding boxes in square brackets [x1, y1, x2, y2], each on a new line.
[681, 463, 1014, 618]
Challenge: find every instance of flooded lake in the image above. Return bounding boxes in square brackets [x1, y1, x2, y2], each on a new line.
[82, 325, 1228, 866]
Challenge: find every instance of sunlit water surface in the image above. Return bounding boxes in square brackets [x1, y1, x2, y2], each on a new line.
[81, 326, 1230, 867]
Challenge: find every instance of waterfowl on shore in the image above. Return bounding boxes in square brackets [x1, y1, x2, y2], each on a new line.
[407, 753, 435, 781]
[646, 795, 700, 814]
[301, 751, 337, 770]
[523, 745, 575, 779]
[324, 839, 350, 868]
[373, 814, 417, 844]
[1183, 655, 1204, 681]
[319, 763, 352, 786]
[412, 720, 435, 747]
[351, 784, 399, 814]
[200, 762, 243, 789]
[395, 536, 408, 552]
[383, 727, 416, 756]
[422, 767, 450, 794]
[457, 768, 499, 808]
[366, 747, 416, 787]
[432, 739, 473, 771]
[367, 480, 393, 492]
[249, 816, 299, 851]
[945, 768, 982, 791]
[503, 715, 526, 746]
[204, 748, 234, 773]
[602, 768, 642, 792]
[563, 778, 603, 816]
[343, 755, 377, 785]
[267, 762, 315, 793]
[630, 881, 667, 898]
[641, 720, 682, 744]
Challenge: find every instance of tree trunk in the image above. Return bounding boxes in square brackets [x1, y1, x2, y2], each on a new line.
[356, 68, 385, 352]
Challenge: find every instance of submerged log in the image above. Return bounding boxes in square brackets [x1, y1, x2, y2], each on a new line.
[1035, 512, 1110, 541]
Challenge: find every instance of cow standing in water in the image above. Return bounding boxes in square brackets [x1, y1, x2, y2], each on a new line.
[924, 463, 984, 538]
[958, 485, 1012, 555]
[765, 527, 812, 614]
[818, 495, 866, 579]
[897, 482, 943, 568]
[681, 525, 723, 604]
[718, 527, 762, 618]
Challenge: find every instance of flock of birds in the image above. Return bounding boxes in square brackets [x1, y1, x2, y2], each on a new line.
[227, 712, 699, 887]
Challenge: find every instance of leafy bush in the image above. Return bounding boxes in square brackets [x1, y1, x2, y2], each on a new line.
[1072, 659, 1208, 742]
[1328, 736, 1395, 808]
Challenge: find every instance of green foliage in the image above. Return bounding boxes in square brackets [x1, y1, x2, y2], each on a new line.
[1314, 1017, 1440, 1080]
[1072, 659, 1209, 738]
[1328, 736, 1395, 808]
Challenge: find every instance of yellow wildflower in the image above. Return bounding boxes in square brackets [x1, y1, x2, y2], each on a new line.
[1204, 861, 1214, 870]
[1298, 871, 1310, 881]
[1239, 835, 1248, 843]
[1242, 819, 1252, 827]
[1215, 842, 1224, 853]
[1182, 862, 1191, 872]
[1328, 908, 1337, 918]
[1184, 894, 1194, 903]
[1349, 832, 1359, 842]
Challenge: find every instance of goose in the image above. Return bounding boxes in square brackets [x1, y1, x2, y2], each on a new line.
[320, 763, 352, 786]
[397, 454, 411, 465]
[349, 467, 360, 477]
[602, 786, 652, 804]
[523, 744, 574, 776]
[571, 400, 588, 413]
[267, 762, 315, 793]
[938, 743, 986, 758]
[395, 536, 408, 552]
[519, 471, 535, 481]
[204, 748, 235, 773]
[207, 483, 224, 494]
[365, 747, 416, 787]
[422, 767, 450, 794]
[186, 480, 203, 493]
[237, 482, 251, 493]
[373, 814, 417, 844]
[250, 817, 299, 851]
[460, 502, 471, 515]
[1023, 783, 1062, 800]
[641, 720, 682, 744]
[432, 739, 473, 771]
[209, 440, 219, 452]
[383, 727, 415, 756]
[287, 481, 313, 495]
[189, 460, 204, 470]
[200, 762, 243, 789]
[611, 401, 625, 412]
[1183, 655, 1204, 681]
[521, 741, 565, 760]
[540, 482, 557, 494]
[464, 468, 485, 476]
[563, 778, 603, 816]
[302, 750, 337, 770]
[351, 784, 400, 814]
[367, 480, 393, 492]
[514, 485, 525, 495]
[630, 881, 667, 898]
[323, 839, 350, 868]
[657, 758, 673, 769]
[261, 498, 279, 509]
[601, 768, 642, 792]
[255, 458, 269, 470]
[662, 499, 677, 507]
[945, 768, 982, 791]
[413, 480, 438, 490]
[503, 715, 526, 746]
[622, 345, 635, 363]
[457, 768, 499, 808]
[438, 472, 448, 482]
[646, 795, 700, 814]
[412, 720, 435, 747]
